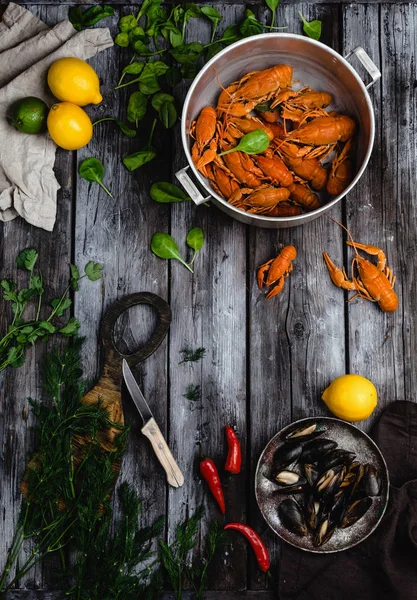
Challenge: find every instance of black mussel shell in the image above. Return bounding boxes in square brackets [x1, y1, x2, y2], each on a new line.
[320, 449, 356, 470]
[341, 497, 372, 529]
[330, 492, 348, 526]
[315, 465, 343, 496]
[303, 463, 320, 487]
[274, 470, 306, 487]
[313, 515, 336, 547]
[285, 422, 327, 443]
[278, 498, 309, 536]
[363, 464, 382, 497]
[273, 443, 303, 471]
[304, 492, 321, 531]
[349, 463, 365, 500]
[340, 461, 360, 489]
[300, 438, 338, 463]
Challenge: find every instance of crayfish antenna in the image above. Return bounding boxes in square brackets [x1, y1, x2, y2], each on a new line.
[327, 215, 360, 257]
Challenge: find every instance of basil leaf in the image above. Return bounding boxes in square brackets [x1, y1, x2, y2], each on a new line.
[127, 91, 148, 125]
[152, 93, 175, 111]
[122, 62, 144, 76]
[186, 227, 204, 252]
[16, 249, 38, 271]
[222, 23, 240, 45]
[78, 158, 113, 198]
[82, 5, 114, 27]
[218, 129, 270, 156]
[150, 182, 191, 203]
[123, 148, 157, 171]
[119, 15, 137, 33]
[115, 32, 130, 47]
[85, 262, 103, 282]
[159, 101, 177, 128]
[170, 42, 204, 64]
[299, 12, 322, 41]
[239, 9, 264, 38]
[205, 43, 223, 62]
[165, 66, 182, 87]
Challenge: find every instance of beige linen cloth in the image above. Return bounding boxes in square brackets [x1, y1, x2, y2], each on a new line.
[0, 3, 113, 231]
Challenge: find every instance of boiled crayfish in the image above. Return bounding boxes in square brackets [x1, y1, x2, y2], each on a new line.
[257, 245, 297, 298]
[323, 230, 398, 312]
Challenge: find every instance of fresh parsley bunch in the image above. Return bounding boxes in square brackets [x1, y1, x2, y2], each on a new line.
[0, 248, 102, 373]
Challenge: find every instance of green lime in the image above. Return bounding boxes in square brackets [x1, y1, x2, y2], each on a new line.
[10, 97, 48, 134]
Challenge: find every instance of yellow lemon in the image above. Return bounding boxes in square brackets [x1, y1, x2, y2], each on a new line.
[47, 57, 102, 106]
[47, 102, 93, 150]
[322, 374, 377, 422]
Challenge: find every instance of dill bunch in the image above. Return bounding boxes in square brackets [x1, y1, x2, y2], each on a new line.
[0, 340, 163, 599]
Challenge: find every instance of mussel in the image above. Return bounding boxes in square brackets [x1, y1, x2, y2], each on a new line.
[320, 449, 356, 470]
[303, 463, 320, 487]
[273, 443, 303, 471]
[304, 492, 321, 531]
[313, 515, 336, 547]
[278, 498, 309, 537]
[340, 497, 372, 529]
[285, 422, 327, 443]
[363, 464, 381, 497]
[329, 492, 348, 526]
[315, 466, 343, 498]
[273, 470, 307, 494]
[300, 438, 338, 463]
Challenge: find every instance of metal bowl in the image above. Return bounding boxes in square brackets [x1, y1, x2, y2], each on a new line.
[177, 34, 381, 228]
[255, 416, 389, 553]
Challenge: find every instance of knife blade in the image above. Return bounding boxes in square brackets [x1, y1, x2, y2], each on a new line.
[122, 359, 184, 488]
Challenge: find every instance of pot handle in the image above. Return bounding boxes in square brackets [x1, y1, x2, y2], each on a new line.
[175, 166, 212, 206]
[344, 46, 381, 89]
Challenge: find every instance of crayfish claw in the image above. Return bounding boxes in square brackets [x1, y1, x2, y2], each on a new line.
[323, 252, 356, 290]
[265, 277, 285, 299]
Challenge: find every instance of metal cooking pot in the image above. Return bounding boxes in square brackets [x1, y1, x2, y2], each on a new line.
[176, 33, 381, 228]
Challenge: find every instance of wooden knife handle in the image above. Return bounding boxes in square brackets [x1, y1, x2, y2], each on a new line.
[141, 418, 184, 488]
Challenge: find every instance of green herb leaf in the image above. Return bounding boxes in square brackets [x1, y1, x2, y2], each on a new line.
[180, 62, 197, 79]
[239, 9, 264, 38]
[186, 227, 204, 252]
[78, 158, 113, 198]
[299, 11, 322, 41]
[265, 0, 279, 27]
[138, 61, 169, 95]
[30, 275, 44, 295]
[165, 66, 182, 87]
[127, 91, 148, 126]
[201, 6, 222, 42]
[59, 317, 81, 337]
[150, 182, 190, 203]
[51, 298, 72, 317]
[38, 321, 56, 334]
[115, 119, 137, 138]
[222, 23, 240, 45]
[70, 264, 80, 292]
[114, 32, 130, 47]
[119, 14, 137, 33]
[218, 129, 270, 157]
[82, 5, 114, 27]
[84, 261, 103, 282]
[170, 42, 204, 64]
[123, 148, 157, 171]
[122, 62, 144, 76]
[16, 249, 38, 272]
[151, 233, 193, 272]
[159, 101, 177, 128]
[151, 92, 175, 111]
[68, 7, 84, 32]
[255, 101, 272, 113]
[205, 43, 223, 62]
[179, 347, 206, 364]
[1, 280, 17, 302]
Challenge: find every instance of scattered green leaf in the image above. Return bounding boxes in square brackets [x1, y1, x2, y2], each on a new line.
[151, 233, 193, 272]
[59, 317, 80, 337]
[84, 261, 103, 282]
[239, 9, 264, 38]
[201, 6, 223, 42]
[16, 249, 38, 272]
[183, 384, 202, 402]
[169, 41, 204, 64]
[150, 182, 190, 204]
[69, 5, 114, 32]
[299, 11, 322, 41]
[93, 118, 136, 138]
[186, 227, 204, 265]
[127, 91, 148, 126]
[265, 0, 279, 28]
[123, 119, 157, 171]
[78, 158, 113, 198]
[179, 347, 206, 364]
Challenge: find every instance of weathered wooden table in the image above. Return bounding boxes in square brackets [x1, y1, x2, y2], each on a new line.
[0, 0, 416, 597]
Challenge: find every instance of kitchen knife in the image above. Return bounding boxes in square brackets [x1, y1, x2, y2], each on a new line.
[122, 359, 184, 488]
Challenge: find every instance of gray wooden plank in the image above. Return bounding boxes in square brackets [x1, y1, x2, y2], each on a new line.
[167, 4, 249, 591]
[247, 1, 345, 589]
[72, 2, 170, 560]
[343, 4, 403, 433]
[0, 5, 74, 592]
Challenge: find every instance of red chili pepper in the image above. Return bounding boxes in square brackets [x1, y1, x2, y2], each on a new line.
[225, 425, 242, 474]
[200, 458, 226, 514]
[224, 523, 270, 572]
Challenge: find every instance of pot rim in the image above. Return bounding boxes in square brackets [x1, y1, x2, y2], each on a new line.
[180, 32, 376, 225]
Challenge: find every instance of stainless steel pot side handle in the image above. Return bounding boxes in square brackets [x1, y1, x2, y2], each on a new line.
[344, 46, 381, 89]
[176, 166, 212, 206]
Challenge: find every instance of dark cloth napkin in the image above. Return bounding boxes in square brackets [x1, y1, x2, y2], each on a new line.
[279, 401, 417, 600]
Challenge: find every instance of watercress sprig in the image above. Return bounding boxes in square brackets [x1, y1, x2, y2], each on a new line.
[0, 250, 103, 373]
